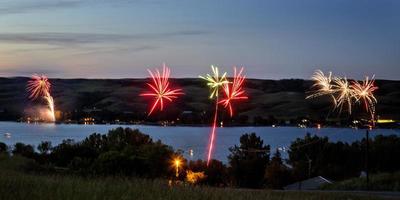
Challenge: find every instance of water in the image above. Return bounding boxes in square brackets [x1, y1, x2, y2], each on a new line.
[0, 122, 399, 162]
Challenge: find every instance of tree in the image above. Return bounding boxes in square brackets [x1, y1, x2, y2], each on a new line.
[38, 141, 52, 154]
[265, 149, 292, 189]
[0, 142, 7, 153]
[12, 143, 35, 158]
[228, 133, 270, 188]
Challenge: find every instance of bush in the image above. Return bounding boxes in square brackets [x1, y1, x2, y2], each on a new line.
[48, 127, 177, 178]
[12, 143, 35, 158]
[188, 159, 228, 186]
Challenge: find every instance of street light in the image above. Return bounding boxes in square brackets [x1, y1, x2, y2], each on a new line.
[174, 158, 181, 178]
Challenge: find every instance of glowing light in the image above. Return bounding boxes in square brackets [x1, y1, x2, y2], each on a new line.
[186, 170, 206, 184]
[27, 74, 55, 122]
[140, 64, 184, 116]
[219, 67, 248, 117]
[199, 65, 229, 99]
[332, 76, 353, 114]
[377, 119, 395, 123]
[350, 75, 378, 115]
[173, 158, 182, 178]
[306, 70, 334, 99]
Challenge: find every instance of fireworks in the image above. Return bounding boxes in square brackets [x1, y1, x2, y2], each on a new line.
[351, 75, 378, 115]
[219, 67, 248, 117]
[307, 70, 378, 120]
[27, 75, 51, 100]
[306, 70, 334, 99]
[201, 66, 248, 166]
[199, 65, 229, 99]
[26, 74, 55, 122]
[332, 76, 353, 114]
[140, 64, 184, 116]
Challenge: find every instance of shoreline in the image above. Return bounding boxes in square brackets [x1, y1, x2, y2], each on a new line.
[0, 120, 399, 130]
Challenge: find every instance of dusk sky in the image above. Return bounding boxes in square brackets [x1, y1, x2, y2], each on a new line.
[0, 0, 399, 79]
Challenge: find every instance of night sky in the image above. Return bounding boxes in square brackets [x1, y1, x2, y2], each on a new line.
[0, 0, 399, 79]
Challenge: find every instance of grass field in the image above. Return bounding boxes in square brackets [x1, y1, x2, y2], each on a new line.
[0, 155, 386, 200]
[321, 172, 400, 192]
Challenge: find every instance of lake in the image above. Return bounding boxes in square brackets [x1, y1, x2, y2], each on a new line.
[0, 121, 399, 162]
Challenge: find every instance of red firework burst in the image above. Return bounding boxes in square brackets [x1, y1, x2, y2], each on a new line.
[140, 64, 184, 115]
[219, 67, 248, 117]
[27, 74, 51, 100]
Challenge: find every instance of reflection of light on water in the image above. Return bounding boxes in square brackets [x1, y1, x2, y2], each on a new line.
[4, 133, 11, 139]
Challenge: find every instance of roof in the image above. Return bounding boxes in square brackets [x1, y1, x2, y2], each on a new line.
[284, 176, 332, 190]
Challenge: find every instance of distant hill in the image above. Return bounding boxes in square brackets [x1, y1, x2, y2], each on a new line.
[0, 77, 399, 124]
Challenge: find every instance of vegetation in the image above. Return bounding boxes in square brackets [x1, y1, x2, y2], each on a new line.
[0, 156, 384, 200]
[1, 127, 400, 193]
[288, 134, 400, 182]
[228, 133, 270, 188]
[321, 172, 400, 192]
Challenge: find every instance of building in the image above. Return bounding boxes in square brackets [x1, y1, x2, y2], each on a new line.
[284, 176, 332, 190]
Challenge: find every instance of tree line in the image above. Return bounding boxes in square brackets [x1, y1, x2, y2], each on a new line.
[1, 127, 399, 189]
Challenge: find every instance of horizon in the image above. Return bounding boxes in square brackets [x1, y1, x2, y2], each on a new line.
[2, 74, 399, 81]
[0, 0, 399, 80]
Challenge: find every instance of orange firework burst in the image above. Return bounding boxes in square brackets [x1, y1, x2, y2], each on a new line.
[219, 67, 248, 117]
[27, 74, 51, 100]
[351, 75, 378, 114]
[140, 64, 184, 116]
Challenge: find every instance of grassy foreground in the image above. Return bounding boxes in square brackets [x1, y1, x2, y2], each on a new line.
[321, 172, 400, 192]
[0, 156, 383, 200]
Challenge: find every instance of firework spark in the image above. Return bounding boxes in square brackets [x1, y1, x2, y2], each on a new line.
[199, 65, 229, 99]
[27, 74, 51, 100]
[332, 76, 354, 114]
[306, 70, 334, 99]
[140, 64, 184, 116]
[219, 67, 248, 117]
[27, 74, 55, 122]
[351, 75, 378, 115]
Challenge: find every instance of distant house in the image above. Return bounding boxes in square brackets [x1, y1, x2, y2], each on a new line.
[181, 111, 193, 115]
[82, 107, 102, 113]
[284, 176, 332, 190]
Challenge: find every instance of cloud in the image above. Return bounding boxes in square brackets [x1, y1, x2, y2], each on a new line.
[73, 45, 159, 56]
[0, 67, 64, 77]
[0, 31, 210, 47]
[0, 0, 161, 15]
[0, 0, 82, 15]
[0, 32, 130, 46]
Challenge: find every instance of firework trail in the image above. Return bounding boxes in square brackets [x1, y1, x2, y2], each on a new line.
[200, 65, 228, 166]
[140, 64, 183, 116]
[219, 67, 248, 117]
[27, 74, 55, 122]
